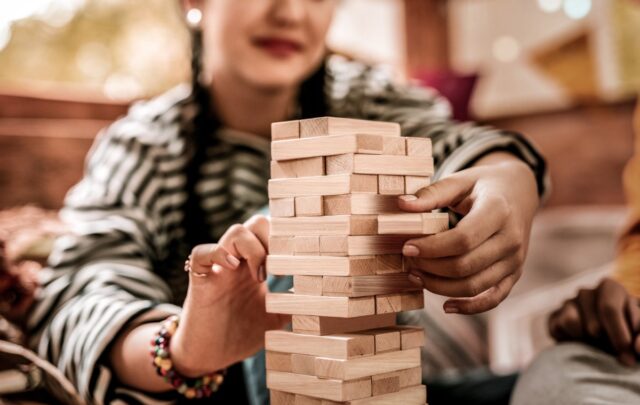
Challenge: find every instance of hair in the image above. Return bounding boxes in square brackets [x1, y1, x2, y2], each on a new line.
[182, 25, 329, 249]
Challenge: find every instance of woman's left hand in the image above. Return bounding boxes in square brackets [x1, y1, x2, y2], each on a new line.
[400, 152, 540, 314]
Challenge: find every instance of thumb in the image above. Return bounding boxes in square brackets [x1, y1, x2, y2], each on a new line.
[398, 173, 475, 213]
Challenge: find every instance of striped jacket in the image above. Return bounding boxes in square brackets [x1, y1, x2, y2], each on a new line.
[26, 56, 547, 404]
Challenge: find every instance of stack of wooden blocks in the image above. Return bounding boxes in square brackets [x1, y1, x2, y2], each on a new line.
[265, 117, 449, 404]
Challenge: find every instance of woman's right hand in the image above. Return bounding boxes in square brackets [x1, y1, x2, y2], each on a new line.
[170, 214, 289, 377]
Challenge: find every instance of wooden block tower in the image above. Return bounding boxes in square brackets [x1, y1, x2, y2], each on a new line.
[266, 117, 448, 404]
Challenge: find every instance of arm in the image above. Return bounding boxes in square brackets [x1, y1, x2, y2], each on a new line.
[26, 124, 182, 402]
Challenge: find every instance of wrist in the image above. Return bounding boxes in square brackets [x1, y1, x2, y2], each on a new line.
[152, 316, 225, 398]
[170, 324, 224, 378]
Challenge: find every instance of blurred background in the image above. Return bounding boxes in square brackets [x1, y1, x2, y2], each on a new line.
[0, 0, 639, 376]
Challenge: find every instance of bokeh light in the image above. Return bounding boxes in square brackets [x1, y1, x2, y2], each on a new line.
[537, 0, 563, 13]
[563, 0, 592, 20]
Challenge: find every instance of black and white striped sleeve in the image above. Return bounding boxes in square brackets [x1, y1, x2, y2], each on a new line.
[25, 118, 183, 404]
[326, 58, 548, 197]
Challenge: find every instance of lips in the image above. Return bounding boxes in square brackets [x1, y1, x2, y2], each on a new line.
[254, 37, 303, 58]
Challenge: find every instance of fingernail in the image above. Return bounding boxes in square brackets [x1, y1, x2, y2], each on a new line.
[258, 265, 266, 282]
[399, 195, 418, 202]
[226, 254, 240, 268]
[403, 244, 419, 257]
[444, 304, 459, 314]
[408, 274, 423, 286]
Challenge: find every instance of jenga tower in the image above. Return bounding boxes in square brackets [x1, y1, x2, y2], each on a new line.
[265, 117, 448, 404]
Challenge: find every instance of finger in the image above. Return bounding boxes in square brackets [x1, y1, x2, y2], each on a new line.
[596, 281, 633, 363]
[404, 231, 519, 278]
[398, 174, 476, 213]
[548, 307, 570, 342]
[219, 225, 267, 282]
[408, 256, 516, 298]
[190, 243, 239, 273]
[553, 300, 584, 340]
[244, 215, 270, 250]
[625, 297, 640, 365]
[403, 195, 510, 259]
[575, 288, 602, 340]
[626, 296, 640, 333]
[442, 272, 519, 314]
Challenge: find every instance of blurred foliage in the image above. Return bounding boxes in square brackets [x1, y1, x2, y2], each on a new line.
[0, 0, 190, 100]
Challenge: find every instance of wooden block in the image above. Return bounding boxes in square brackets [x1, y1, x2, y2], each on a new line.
[265, 330, 374, 359]
[294, 236, 320, 255]
[294, 275, 323, 295]
[397, 326, 426, 349]
[294, 396, 325, 405]
[376, 292, 424, 314]
[269, 174, 376, 198]
[326, 153, 355, 175]
[271, 215, 379, 237]
[376, 255, 404, 274]
[406, 137, 432, 156]
[295, 196, 323, 217]
[266, 351, 293, 372]
[267, 371, 372, 402]
[355, 328, 401, 354]
[299, 117, 400, 138]
[271, 389, 296, 405]
[288, 369, 423, 404]
[270, 197, 295, 217]
[323, 194, 401, 215]
[292, 313, 396, 335]
[270, 236, 295, 255]
[377, 213, 449, 235]
[405, 176, 431, 194]
[371, 373, 400, 396]
[267, 256, 376, 276]
[291, 353, 317, 375]
[397, 366, 422, 387]
[271, 157, 324, 179]
[272, 134, 384, 161]
[382, 137, 406, 155]
[349, 215, 378, 236]
[315, 348, 421, 380]
[378, 175, 405, 195]
[353, 155, 433, 176]
[322, 274, 420, 297]
[373, 366, 422, 392]
[348, 385, 426, 405]
[267, 293, 375, 318]
[272, 120, 300, 140]
[320, 235, 413, 256]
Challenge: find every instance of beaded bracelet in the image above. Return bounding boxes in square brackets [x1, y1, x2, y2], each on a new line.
[150, 315, 225, 399]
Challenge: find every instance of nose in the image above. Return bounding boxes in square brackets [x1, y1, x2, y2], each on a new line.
[271, 0, 306, 26]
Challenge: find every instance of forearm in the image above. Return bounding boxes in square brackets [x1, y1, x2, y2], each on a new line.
[110, 322, 174, 393]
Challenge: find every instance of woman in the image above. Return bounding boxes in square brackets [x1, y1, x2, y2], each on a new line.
[26, 0, 546, 403]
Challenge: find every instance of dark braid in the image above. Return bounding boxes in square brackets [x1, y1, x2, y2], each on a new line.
[183, 25, 218, 248]
[182, 25, 329, 248]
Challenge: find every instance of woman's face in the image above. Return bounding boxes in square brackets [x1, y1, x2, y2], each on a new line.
[199, 0, 338, 90]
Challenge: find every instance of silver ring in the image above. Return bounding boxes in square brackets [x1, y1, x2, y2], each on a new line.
[184, 255, 208, 278]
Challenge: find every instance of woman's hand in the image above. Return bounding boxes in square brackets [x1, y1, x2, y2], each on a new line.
[171, 214, 289, 376]
[549, 278, 640, 366]
[400, 152, 540, 314]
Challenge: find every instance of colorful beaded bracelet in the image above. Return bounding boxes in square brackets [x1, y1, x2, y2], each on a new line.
[150, 315, 225, 399]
